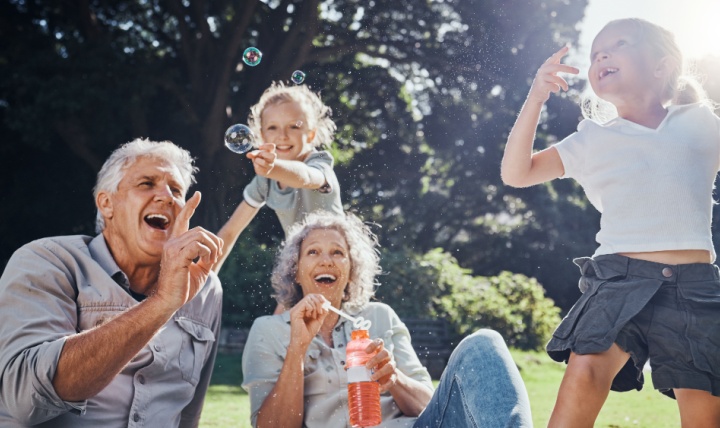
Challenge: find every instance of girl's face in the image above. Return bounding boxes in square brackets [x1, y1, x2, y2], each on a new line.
[260, 100, 316, 161]
[295, 228, 352, 309]
[588, 21, 662, 105]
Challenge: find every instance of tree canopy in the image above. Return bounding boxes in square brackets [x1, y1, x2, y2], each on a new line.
[3, 0, 720, 315]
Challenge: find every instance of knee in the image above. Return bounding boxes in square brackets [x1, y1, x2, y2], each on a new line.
[452, 329, 509, 363]
[566, 354, 615, 389]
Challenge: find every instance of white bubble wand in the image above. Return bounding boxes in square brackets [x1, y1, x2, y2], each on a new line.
[322, 301, 372, 330]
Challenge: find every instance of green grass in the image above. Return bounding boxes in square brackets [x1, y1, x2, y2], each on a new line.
[201, 351, 680, 427]
[511, 350, 680, 427]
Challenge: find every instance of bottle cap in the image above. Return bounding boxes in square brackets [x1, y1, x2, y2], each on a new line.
[351, 329, 369, 340]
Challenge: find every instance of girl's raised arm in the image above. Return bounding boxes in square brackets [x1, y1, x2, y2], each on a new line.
[501, 46, 578, 188]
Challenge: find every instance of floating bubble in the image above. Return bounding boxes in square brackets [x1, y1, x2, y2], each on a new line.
[242, 47, 262, 67]
[291, 70, 306, 85]
[224, 124, 255, 154]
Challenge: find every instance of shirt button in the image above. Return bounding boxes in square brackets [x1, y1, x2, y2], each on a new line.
[133, 413, 140, 422]
[338, 343, 344, 348]
[341, 360, 346, 365]
[153, 344, 161, 352]
[662, 267, 673, 278]
[335, 326, 341, 332]
[138, 375, 146, 384]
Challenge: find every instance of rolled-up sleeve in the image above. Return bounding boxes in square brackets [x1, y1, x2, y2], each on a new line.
[242, 176, 268, 209]
[384, 310, 433, 390]
[0, 242, 87, 425]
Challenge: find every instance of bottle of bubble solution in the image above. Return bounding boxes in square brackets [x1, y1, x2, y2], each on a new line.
[346, 329, 382, 427]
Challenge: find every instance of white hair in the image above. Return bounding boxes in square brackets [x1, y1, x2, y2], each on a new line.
[93, 138, 197, 233]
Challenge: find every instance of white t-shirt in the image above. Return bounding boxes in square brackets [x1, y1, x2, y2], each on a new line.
[554, 103, 720, 259]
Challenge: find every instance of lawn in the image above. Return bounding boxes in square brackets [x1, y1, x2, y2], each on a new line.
[200, 351, 680, 427]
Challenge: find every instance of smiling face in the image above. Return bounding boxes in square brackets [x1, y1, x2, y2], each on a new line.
[260, 100, 316, 161]
[97, 156, 187, 267]
[295, 228, 352, 308]
[588, 21, 662, 105]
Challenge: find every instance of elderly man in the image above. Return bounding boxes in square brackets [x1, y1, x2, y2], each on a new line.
[0, 138, 224, 427]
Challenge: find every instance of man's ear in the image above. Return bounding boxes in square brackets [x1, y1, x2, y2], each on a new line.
[96, 191, 113, 222]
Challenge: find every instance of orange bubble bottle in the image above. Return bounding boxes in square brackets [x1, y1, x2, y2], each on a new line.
[346, 329, 381, 427]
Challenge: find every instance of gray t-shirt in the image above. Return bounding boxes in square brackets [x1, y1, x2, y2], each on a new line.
[243, 150, 343, 234]
[242, 302, 433, 428]
[0, 234, 223, 427]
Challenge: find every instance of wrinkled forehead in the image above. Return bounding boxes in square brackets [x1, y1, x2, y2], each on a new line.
[123, 156, 187, 189]
[301, 228, 348, 248]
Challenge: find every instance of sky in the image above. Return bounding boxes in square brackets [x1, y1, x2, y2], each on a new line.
[572, 0, 720, 69]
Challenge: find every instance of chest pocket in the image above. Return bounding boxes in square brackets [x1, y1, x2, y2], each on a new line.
[176, 317, 215, 386]
[303, 349, 328, 396]
[77, 305, 127, 332]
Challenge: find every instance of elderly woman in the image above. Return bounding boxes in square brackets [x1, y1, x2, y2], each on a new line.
[242, 212, 532, 427]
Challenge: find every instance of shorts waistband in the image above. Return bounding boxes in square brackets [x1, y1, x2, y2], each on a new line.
[574, 254, 719, 283]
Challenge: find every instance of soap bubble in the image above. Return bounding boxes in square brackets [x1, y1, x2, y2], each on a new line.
[224, 124, 255, 154]
[291, 70, 306, 85]
[242, 47, 262, 67]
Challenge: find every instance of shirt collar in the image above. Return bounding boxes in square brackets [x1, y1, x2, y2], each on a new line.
[88, 234, 131, 290]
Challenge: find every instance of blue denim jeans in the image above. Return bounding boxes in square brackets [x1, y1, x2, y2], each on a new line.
[413, 329, 532, 428]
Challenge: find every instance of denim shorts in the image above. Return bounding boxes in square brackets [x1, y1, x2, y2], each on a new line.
[546, 254, 720, 399]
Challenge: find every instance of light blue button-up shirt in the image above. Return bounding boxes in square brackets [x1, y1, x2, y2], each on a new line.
[0, 234, 223, 427]
[242, 302, 433, 428]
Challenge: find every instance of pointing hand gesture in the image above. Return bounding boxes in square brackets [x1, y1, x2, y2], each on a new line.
[156, 191, 224, 311]
[528, 46, 579, 104]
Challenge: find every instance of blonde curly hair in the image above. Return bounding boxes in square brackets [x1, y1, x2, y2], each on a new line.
[248, 81, 337, 148]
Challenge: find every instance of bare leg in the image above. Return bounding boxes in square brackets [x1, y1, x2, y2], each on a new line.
[548, 344, 630, 428]
[675, 388, 720, 427]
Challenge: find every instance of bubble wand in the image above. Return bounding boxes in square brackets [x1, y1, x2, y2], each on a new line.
[322, 301, 372, 330]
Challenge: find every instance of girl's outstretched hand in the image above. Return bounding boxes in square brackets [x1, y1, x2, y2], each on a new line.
[247, 143, 277, 177]
[528, 46, 579, 104]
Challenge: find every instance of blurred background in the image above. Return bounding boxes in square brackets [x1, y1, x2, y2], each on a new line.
[2, 0, 719, 349]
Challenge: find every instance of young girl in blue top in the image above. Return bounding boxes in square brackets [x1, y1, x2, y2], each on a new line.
[502, 18, 720, 427]
[214, 82, 344, 276]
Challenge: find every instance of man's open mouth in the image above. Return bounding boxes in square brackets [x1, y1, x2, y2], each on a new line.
[144, 214, 170, 230]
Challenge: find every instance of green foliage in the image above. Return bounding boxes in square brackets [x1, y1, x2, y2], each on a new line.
[373, 248, 459, 319]
[217, 237, 277, 329]
[437, 270, 561, 351]
[376, 247, 560, 351]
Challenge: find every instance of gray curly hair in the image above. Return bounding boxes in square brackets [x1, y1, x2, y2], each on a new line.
[248, 81, 337, 148]
[93, 138, 197, 233]
[271, 211, 381, 312]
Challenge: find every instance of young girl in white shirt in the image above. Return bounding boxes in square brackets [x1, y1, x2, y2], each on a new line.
[501, 18, 720, 427]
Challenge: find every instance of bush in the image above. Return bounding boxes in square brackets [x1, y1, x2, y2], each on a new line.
[373, 248, 454, 319]
[437, 270, 561, 351]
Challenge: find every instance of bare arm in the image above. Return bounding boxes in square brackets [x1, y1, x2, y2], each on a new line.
[501, 46, 578, 188]
[249, 143, 326, 190]
[53, 192, 223, 401]
[255, 294, 329, 427]
[364, 339, 433, 417]
[213, 200, 260, 273]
